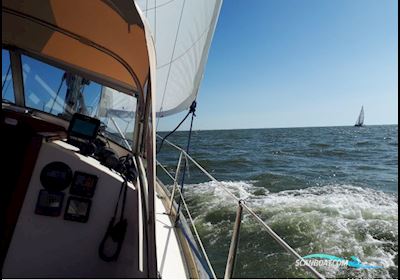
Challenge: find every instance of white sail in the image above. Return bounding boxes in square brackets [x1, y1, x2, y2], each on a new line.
[97, 86, 137, 145]
[135, 0, 223, 117]
[355, 106, 364, 126]
[98, 86, 137, 118]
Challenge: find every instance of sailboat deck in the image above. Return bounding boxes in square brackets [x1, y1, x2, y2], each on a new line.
[155, 190, 187, 278]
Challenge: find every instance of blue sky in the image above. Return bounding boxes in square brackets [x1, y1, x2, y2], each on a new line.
[157, 0, 398, 131]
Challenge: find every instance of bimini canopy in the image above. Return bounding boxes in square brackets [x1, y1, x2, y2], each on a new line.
[136, 0, 223, 117]
[2, 0, 150, 96]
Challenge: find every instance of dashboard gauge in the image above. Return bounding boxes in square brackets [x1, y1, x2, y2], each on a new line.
[35, 190, 64, 217]
[40, 162, 73, 191]
[70, 171, 98, 198]
[64, 196, 92, 223]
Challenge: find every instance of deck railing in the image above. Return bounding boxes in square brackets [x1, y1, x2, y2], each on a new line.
[156, 135, 325, 279]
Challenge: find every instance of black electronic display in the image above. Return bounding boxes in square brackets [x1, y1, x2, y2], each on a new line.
[70, 171, 98, 198]
[35, 190, 64, 217]
[68, 113, 100, 141]
[40, 162, 73, 191]
[64, 196, 92, 223]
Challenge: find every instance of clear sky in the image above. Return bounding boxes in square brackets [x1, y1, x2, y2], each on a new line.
[157, 0, 398, 131]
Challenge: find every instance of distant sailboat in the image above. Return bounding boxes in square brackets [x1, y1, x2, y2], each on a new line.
[355, 106, 365, 127]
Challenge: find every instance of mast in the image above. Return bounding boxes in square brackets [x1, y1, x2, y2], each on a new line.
[63, 73, 90, 118]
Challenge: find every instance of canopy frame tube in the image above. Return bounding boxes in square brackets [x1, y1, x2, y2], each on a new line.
[8, 49, 25, 107]
[3, 6, 144, 98]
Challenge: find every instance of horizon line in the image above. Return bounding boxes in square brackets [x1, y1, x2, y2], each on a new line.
[157, 123, 398, 133]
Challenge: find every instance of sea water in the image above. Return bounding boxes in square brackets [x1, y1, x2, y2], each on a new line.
[157, 125, 398, 279]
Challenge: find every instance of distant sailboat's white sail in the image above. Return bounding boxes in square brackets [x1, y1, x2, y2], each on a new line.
[135, 0, 223, 117]
[355, 106, 364, 126]
[98, 87, 137, 118]
[98, 87, 137, 142]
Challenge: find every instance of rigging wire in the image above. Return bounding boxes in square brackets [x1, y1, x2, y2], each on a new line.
[2, 63, 12, 95]
[89, 89, 102, 116]
[154, 0, 157, 44]
[3, 77, 12, 98]
[49, 73, 66, 114]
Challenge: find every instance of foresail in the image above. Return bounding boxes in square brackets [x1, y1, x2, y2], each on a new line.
[98, 86, 137, 146]
[135, 0, 223, 117]
[99, 87, 137, 119]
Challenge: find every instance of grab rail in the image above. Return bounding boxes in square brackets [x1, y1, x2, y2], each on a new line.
[156, 135, 325, 279]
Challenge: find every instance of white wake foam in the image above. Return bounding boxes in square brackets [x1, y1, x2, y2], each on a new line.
[181, 181, 398, 278]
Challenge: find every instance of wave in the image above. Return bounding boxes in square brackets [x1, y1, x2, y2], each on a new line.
[356, 141, 372, 146]
[180, 182, 398, 278]
[309, 143, 331, 148]
[252, 173, 308, 193]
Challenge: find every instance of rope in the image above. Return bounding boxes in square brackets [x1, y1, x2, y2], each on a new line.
[156, 101, 196, 154]
[98, 178, 128, 262]
[99, 156, 137, 262]
[174, 102, 195, 224]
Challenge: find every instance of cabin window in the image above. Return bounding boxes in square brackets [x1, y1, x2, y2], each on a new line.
[2, 49, 15, 103]
[20, 54, 136, 150]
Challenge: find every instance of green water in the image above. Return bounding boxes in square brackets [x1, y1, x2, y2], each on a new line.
[157, 125, 398, 278]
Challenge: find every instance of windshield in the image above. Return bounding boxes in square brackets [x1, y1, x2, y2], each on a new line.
[2, 50, 137, 150]
[2, 49, 15, 103]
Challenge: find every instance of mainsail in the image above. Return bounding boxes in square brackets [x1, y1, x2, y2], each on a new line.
[135, 0, 223, 117]
[355, 106, 364, 126]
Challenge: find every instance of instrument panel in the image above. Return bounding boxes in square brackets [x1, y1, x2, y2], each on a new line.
[36, 161, 97, 223]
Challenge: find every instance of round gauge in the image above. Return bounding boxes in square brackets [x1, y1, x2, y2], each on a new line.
[40, 162, 73, 191]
